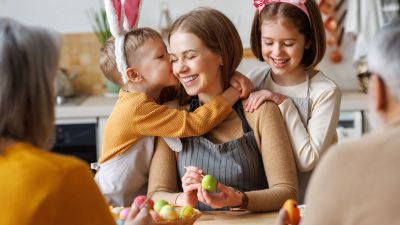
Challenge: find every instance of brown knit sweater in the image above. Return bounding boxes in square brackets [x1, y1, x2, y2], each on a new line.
[148, 100, 298, 212]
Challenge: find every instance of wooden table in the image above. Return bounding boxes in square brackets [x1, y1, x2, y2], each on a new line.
[194, 211, 278, 225]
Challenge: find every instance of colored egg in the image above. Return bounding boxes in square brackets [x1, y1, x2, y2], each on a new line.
[159, 205, 179, 221]
[150, 210, 163, 222]
[201, 174, 217, 192]
[179, 206, 196, 219]
[111, 207, 124, 215]
[119, 207, 131, 220]
[116, 219, 125, 225]
[133, 195, 154, 209]
[154, 199, 169, 213]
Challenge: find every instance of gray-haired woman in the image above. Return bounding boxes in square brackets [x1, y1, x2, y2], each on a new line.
[0, 18, 152, 225]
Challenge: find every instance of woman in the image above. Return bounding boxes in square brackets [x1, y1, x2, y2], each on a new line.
[148, 8, 298, 212]
[0, 18, 152, 225]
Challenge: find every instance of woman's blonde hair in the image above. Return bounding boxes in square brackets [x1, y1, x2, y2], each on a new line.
[168, 7, 243, 104]
[0, 18, 61, 149]
[250, 1, 325, 71]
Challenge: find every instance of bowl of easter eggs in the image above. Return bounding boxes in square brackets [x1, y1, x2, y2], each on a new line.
[153, 203, 201, 225]
[109, 196, 201, 225]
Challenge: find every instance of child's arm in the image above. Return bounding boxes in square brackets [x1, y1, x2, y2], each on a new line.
[245, 89, 288, 112]
[133, 92, 236, 138]
[279, 87, 341, 172]
[133, 72, 253, 138]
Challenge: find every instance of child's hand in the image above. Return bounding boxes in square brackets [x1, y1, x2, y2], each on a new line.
[125, 204, 155, 225]
[230, 71, 254, 99]
[245, 90, 288, 112]
[197, 183, 242, 209]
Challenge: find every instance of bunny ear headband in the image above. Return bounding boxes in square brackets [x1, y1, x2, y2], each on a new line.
[104, 0, 142, 84]
[253, 0, 310, 22]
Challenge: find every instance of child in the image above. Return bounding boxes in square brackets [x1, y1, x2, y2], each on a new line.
[0, 18, 152, 225]
[94, 27, 252, 207]
[246, 0, 341, 203]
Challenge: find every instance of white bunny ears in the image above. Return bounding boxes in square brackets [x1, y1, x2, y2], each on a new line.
[104, 0, 142, 84]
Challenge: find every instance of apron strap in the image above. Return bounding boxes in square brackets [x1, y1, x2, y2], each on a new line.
[188, 97, 253, 133]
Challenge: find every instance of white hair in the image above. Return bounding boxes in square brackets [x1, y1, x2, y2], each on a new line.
[367, 18, 400, 101]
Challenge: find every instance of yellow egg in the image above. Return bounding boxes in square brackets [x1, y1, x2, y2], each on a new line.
[159, 205, 179, 221]
[179, 206, 196, 219]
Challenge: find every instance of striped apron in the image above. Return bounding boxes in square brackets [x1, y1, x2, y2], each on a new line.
[177, 98, 269, 211]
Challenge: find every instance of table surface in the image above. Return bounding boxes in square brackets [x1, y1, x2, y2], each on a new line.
[194, 211, 278, 225]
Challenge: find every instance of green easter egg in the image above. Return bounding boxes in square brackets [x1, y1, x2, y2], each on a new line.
[201, 174, 217, 192]
[154, 199, 169, 213]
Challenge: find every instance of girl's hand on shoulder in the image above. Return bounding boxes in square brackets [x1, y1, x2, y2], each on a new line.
[245, 90, 288, 112]
[125, 204, 155, 225]
[230, 71, 254, 99]
[197, 183, 242, 209]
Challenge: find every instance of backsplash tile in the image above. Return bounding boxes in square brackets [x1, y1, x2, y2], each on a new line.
[59, 32, 106, 95]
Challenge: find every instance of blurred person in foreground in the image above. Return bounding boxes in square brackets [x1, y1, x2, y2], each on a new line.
[0, 18, 153, 225]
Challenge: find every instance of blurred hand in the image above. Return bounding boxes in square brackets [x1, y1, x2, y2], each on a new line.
[177, 166, 204, 207]
[245, 89, 288, 112]
[275, 208, 289, 225]
[125, 204, 155, 225]
[197, 183, 242, 209]
[230, 71, 254, 99]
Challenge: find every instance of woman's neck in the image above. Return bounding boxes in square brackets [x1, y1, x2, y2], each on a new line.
[197, 84, 224, 104]
[271, 67, 308, 86]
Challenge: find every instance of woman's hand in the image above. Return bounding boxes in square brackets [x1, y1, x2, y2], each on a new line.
[177, 166, 204, 207]
[230, 71, 254, 99]
[125, 204, 155, 225]
[197, 183, 242, 209]
[245, 89, 288, 112]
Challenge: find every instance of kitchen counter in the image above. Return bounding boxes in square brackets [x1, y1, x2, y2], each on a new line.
[55, 90, 369, 119]
[55, 95, 117, 119]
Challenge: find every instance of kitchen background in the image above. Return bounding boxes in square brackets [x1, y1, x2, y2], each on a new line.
[1, 0, 399, 162]
[1, 0, 378, 93]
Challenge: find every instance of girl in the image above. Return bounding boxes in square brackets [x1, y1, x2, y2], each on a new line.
[246, 0, 341, 203]
[0, 18, 152, 225]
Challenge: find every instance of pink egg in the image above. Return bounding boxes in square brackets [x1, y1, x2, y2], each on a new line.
[119, 207, 131, 220]
[133, 195, 154, 209]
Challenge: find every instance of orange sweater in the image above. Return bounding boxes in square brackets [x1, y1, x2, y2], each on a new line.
[0, 142, 115, 225]
[99, 91, 232, 163]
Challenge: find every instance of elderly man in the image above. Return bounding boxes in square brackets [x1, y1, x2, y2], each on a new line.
[276, 19, 400, 225]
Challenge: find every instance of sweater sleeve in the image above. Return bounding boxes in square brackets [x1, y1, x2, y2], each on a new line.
[278, 87, 342, 172]
[245, 102, 298, 212]
[135, 95, 232, 137]
[147, 137, 181, 204]
[54, 161, 116, 225]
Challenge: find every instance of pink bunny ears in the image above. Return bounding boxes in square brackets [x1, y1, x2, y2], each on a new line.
[253, 0, 310, 22]
[104, 0, 142, 84]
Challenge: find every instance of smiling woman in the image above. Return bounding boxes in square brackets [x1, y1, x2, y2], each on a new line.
[148, 7, 298, 212]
